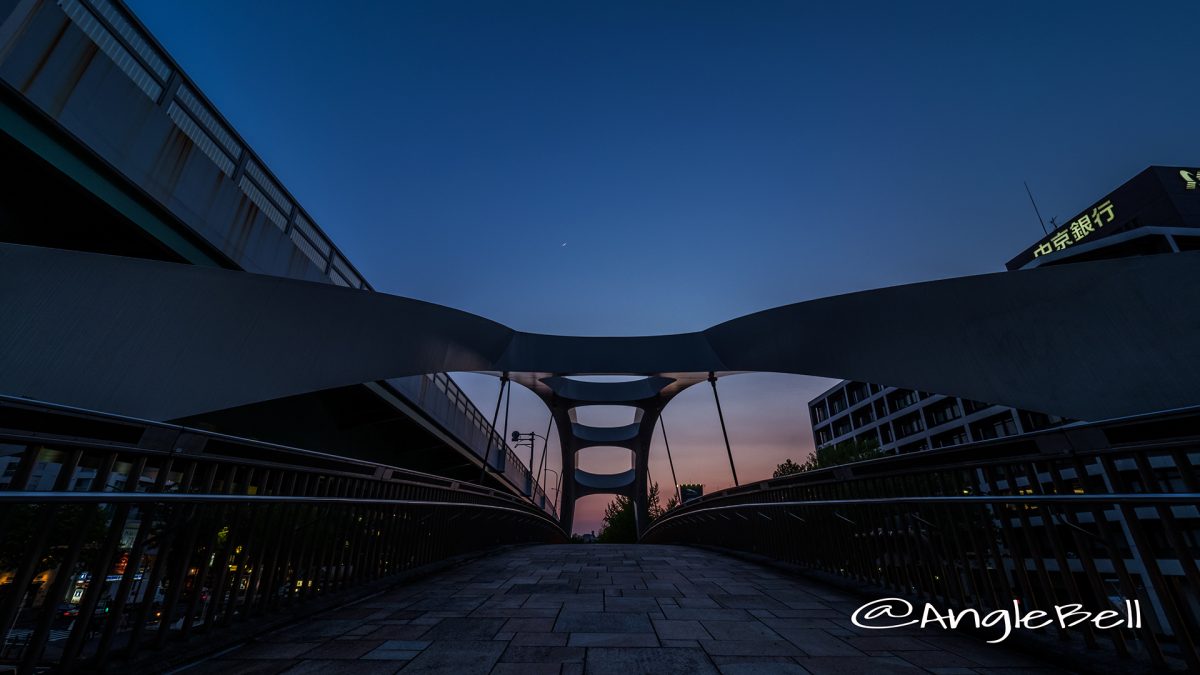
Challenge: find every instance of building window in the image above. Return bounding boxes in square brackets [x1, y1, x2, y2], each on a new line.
[931, 427, 969, 448]
[888, 389, 919, 412]
[924, 400, 962, 428]
[972, 413, 1018, 440]
[830, 393, 848, 414]
[894, 412, 923, 439]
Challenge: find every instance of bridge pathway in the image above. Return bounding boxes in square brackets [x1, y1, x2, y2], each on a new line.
[185, 544, 1064, 675]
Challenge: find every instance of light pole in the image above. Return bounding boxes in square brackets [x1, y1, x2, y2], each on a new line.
[511, 430, 549, 498]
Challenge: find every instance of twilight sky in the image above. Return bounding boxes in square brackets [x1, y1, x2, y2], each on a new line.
[128, 0, 1200, 533]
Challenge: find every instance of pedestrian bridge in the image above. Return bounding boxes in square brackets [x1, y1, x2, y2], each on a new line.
[1, 397, 1197, 672]
[181, 544, 1058, 674]
[1, 1, 1199, 671]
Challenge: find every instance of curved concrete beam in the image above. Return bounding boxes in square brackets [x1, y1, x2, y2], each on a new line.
[541, 376, 675, 402]
[568, 406, 644, 426]
[570, 422, 642, 444]
[4, 243, 1200, 422]
[574, 468, 636, 492]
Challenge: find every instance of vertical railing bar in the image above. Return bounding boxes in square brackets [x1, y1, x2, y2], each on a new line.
[21, 452, 119, 671]
[94, 456, 177, 667]
[59, 456, 149, 669]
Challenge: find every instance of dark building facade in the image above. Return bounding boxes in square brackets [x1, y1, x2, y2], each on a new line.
[1007, 165, 1200, 270]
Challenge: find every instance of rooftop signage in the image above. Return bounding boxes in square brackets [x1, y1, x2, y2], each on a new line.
[1006, 166, 1200, 270]
[1181, 168, 1198, 190]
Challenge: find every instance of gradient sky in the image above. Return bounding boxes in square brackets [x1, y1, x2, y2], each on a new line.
[128, 0, 1200, 533]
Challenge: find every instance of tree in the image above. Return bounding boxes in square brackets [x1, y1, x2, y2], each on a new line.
[801, 437, 883, 472]
[773, 458, 803, 478]
[597, 482, 672, 543]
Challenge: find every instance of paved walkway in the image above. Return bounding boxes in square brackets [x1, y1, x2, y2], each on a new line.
[186, 544, 1065, 674]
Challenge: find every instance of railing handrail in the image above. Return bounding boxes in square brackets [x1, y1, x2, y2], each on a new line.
[0, 491, 561, 513]
[642, 492, 1200, 539]
[686, 403, 1200, 507]
[0, 391, 511, 492]
[0, 395, 533, 508]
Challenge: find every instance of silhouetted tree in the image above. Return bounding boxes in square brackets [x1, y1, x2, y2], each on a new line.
[773, 458, 803, 477]
[597, 482, 673, 543]
[799, 437, 883, 472]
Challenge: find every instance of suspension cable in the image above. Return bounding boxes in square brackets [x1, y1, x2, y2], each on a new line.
[536, 414, 552, 502]
[479, 374, 509, 483]
[709, 372, 739, 486]
[501, 375, 512, 464]
[658, 412, 681, 505]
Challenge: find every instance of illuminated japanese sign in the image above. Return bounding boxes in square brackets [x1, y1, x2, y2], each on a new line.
[1031, 199, 1116, 258]
[1006, 166, 1200, 270]
[1182, 169, 1198, 190]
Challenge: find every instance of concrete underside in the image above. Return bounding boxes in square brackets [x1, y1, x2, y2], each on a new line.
[185, 544, 1064, 675]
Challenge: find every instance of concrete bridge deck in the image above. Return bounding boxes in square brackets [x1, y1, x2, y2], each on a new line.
[184, 545, 1064, 675]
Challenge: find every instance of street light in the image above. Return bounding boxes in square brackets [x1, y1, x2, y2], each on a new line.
[512, 430, 549, 498]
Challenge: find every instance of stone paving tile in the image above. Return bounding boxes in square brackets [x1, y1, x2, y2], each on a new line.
[795, 655, 927, 674]
[662, 638, 703, 648]
[275, 619, 361, 639]
[511, 631, 569, 646]
[566, 632, 660, 647]
[717, 662, 810, 675]
[499, 644, 585, 663]
[699, 638, 804, 656]
[500, 616, 555, 632]
[377, 639, 431, 650]
[661, 607, 753, 621]
[398, 640, 505, 674]
[711, 656, 810, 675]
[364, 624, 432, 640]
[585, 647, 720, 675]
[652, 618, 712, 640]
[280, 659, 408, 674]
[184, 659, 297, 674]
[773, 627, 865, 656]
[845, 635, 941, 651]
[894, 649, 984, 669]
[420, 617, 507, 640]
[471, 607, 561, 617]
[701, 619, 784, 641]
[553, 611, 651, 633]
[491, 664, 561, 675]
[604, 596, 662, 612]
[361, 649, 421, 661]
[198, 544, 1066, 674]
[913, 636, 1058, 668]
[234, 642, 324, 659]
[711, 593, 789, 610]
[296, 639, 384, 659]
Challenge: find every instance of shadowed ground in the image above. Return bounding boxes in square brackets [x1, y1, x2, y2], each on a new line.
[180, 544, 1066, 674]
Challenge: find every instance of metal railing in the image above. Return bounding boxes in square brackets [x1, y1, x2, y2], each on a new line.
[643, 407, 1200, 671]
[390, 374, 555, 516]
[0, 398, 565, 671]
